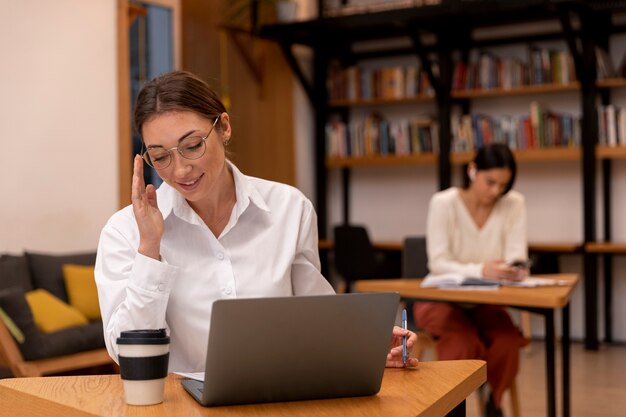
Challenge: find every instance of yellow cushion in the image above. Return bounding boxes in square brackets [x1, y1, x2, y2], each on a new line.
[62, 264, 101, 320]
[25, 289, 88, 333]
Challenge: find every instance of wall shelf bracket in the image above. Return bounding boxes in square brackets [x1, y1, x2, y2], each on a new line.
[278, 40, 315, 105]
[222, 26, 264, 86]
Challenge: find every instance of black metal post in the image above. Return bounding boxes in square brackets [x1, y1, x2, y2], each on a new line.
[313, 39, 329, 240]
[579, 11, 600, 351]
[562, 303, 571, 417]
[447, 399, 466, 417]
[436, 36, 453, 191]
[601, 159, 613, 342]
[544, 309, 556, 417]
[341, 167, 350, 224]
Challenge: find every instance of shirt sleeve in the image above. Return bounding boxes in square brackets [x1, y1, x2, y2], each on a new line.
[426, 192, 484, 277]
[291, 200, 335, 296]
[503, 193, 528, 263]
[94, 216, 179, 363]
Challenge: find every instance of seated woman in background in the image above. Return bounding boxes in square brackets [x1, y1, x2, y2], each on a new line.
[414, 143, 528, 417]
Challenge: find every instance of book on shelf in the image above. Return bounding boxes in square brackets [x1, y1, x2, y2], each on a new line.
[323, 0, 441, 17]
[326, 114, 438, 158]
[451, 102, 580, 152]
[328, 63, 435, 102]
[452, 46, 575, 92]
[598, 104, 626, 147]
[420, 273, 573, 289]
[596, 47, 616, 80]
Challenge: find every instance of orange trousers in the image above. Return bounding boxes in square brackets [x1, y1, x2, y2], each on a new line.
[413, 302, 528, 407]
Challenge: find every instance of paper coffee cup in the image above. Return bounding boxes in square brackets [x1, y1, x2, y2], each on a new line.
[117, 329, 170, 406]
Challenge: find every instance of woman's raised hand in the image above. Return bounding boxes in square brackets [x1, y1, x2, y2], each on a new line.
[132, 155, 164, 260]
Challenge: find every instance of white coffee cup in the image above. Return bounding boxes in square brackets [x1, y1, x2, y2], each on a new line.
[117, 329, 170, 406]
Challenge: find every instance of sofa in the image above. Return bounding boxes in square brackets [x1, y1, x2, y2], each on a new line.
[0, 251, 115, 377]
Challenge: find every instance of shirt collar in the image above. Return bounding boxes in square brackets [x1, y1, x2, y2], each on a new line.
[155, 160, 271, 226]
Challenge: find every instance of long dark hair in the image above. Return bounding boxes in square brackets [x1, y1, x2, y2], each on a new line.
[466, 143, 517, 195]
[134, 70, 226, 138]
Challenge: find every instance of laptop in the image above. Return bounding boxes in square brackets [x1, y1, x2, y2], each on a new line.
[182, 292, 400, 406]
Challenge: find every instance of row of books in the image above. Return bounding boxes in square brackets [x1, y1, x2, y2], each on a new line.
[327, 64, 435, 102]
[326, 115, 439, 158]
[328, 48, 577, 102]
[598, 104, 626, 147]
[323, 0, 441, 17]
[452, 104, 581, 152]
[452, 48, 576, 91]
[596, 47, 626, 80]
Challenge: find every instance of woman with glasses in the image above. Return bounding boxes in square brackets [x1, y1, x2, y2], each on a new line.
[95, 70, 417, 373]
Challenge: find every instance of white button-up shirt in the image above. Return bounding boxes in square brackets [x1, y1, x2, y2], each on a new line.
[95, 162, 334, 372]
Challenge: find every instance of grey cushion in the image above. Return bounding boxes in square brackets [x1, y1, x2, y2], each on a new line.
[0, 287, 105, 361]
[25, 251, 96, 302]
[0, 254, 33, 293]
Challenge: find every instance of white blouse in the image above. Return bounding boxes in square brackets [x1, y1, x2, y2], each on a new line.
[95, 162, 334, 372]
[426, 187, 528, 277]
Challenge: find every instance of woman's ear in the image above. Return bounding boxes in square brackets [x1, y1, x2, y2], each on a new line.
[468, 164, 477, 181]
[218, 112, 232, 138]
[218, 112, 232, 145]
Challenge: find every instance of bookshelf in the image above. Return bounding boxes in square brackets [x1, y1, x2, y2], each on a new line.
[259, 0, 626, 349]
[450, 82, 580, 98]
[329, 95, 435, 108]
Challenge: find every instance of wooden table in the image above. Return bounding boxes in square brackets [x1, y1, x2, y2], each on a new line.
[319, 239, 583, 254]
[0, 360, 485, 417]
[355, 274, 578, 417]
[585, 241, 626, 344]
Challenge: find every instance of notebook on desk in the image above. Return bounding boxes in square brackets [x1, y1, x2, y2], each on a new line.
[181, 292, 400, 407]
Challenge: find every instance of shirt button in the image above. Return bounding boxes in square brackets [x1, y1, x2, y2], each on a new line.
[157, 283, 165, 292]
[217, 252, 224, 260]
[224, 287, 232, 295]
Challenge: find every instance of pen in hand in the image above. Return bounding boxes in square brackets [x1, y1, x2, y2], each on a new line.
[402, 308, 408, 366]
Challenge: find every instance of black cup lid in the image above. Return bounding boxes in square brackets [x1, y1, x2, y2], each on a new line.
[117, 329, 169, 345]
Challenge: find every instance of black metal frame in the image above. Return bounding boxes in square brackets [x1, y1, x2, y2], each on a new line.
[257, 0, 626, 349]
[521, 304, 571, 417]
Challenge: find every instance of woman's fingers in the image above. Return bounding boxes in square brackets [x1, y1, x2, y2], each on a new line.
[386, 353, 418, 368]
[386, 327, 418, 368]
[146, 184, 158, 209]
[132, 155, 145, 204]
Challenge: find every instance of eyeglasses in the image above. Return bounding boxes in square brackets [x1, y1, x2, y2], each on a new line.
[142, 115, 221, 169]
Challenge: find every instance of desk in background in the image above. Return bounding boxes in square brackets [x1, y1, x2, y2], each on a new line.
[585, 241, 626, 343]
[0, 360, 485, 417]
[355, 274, 578, 417]
[319, 239, 582, 254]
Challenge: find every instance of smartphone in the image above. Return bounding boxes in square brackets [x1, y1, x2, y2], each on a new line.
[508, 259, 532, 269]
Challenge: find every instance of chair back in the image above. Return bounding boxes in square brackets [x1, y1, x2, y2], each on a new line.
[333, 225, 378, 282]
[403, 236, 428, 278]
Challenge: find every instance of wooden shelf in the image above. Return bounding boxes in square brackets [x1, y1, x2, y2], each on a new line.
[514, 147, 581, 162]
[452, 82, 580, 99]
[329, 95, 435, 108]
[529, 242, 583, 253]
[596, 145, 626, 159]
[585, 242, 626, 253]
[327, 147, 584, 168]
[326, 153, 437, 168]
[451, 147, 580, 165]
[329, 79, 624, 107]
[596, 78, 626, 89]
